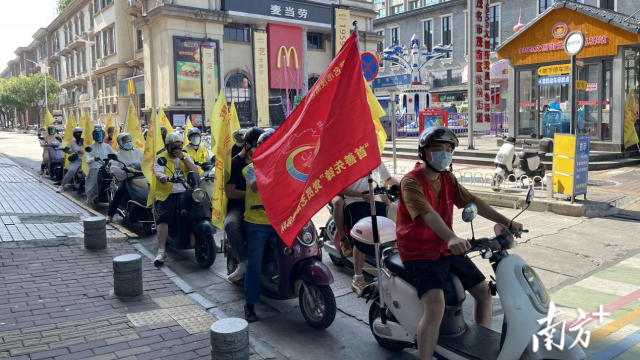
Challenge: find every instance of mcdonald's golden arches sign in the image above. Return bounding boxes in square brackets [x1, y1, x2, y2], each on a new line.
[267, 24, 304, 90]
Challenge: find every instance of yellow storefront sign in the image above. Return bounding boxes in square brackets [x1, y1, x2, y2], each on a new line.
[576, 80, 587, 91]
[334, 9, 350, 54]
[538, 64, 570, 76]
[552, 134, 590, 200]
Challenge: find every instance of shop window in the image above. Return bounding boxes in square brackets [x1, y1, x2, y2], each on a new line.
[392, 5, 404, 15]
[489, 5, 500, 52]
[423, 20, 433, 52]
[137, 30, 143, 50]
[517, 70, 537, 137]
[225, 70, 252, 124]
[377, 8, 386, 19]
[441, 16, 451, 58]
[599, 0, 615, 10]
[109, 27, 116, 54]
[409, 1, 420, 10]
[307, 32, 324, 50]
[224, 23, 251, 43]
[424, 0, 438, 5]
[576, 64, 599, 137]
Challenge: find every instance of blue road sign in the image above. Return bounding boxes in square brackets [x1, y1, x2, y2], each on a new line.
[372, 74, 411, 90]
[361, 52, 379, 81]
[539, 75, 570, 86]
[573, 135, 590, 197]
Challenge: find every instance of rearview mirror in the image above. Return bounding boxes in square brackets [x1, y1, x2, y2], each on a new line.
[526, 188, 534, 205]
[107, 154, 118, 161]
[200, 161, 213, 171]
[85, 147, 92, 152]
[55, 136, 62, 141]
[461, 204, 478, 223]
[157, 157, 168, 166]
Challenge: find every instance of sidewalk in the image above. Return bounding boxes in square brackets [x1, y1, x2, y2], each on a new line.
[0, 155, 126, 245]
[0, 243, 218, 360]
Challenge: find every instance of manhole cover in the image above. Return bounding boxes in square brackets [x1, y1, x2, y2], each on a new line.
[587, 180, 617, 187]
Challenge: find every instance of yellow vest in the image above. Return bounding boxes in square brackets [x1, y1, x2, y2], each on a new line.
[155, 150, 189, 202]
[185, 145, 208, 175]
[243, 164, 270, 225]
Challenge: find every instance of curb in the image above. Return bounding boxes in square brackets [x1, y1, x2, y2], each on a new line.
[18, 165, 137, 240]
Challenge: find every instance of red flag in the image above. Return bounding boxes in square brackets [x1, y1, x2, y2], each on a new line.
[253, 33, 381, 246]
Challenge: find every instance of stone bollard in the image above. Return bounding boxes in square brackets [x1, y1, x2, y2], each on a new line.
[113, 254, 143, 297]
[210, 318, 249, 360]
[83, 216, 107, 250]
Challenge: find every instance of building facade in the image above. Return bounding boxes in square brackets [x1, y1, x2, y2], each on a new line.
[1, 0, 381, 128]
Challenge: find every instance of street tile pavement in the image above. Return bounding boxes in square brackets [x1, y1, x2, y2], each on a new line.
[0, 242, 221, 360]
[0, 162, 124, 243]
[550, 252, 640, 359]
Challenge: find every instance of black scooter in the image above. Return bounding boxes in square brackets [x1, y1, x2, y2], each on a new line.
[106, 154, 155, 235]
[84, 147, 113, 203]
[39, 135, 64, 182]
[156, 157, 217, 268]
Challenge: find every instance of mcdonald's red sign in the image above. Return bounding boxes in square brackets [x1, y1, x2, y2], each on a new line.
[267, 24, 304, 89]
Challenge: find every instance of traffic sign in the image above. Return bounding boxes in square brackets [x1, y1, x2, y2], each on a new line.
[538, 64, 570, 76]
[361, 52, 379, 81]
[372, 75, 411, 90]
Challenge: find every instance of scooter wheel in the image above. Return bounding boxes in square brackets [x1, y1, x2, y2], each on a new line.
[369, 301, 411, 352]
[329, 254, 344, 267]
[299, 283, 336, 330]
[142, 222, 155, 236]
[194, 234, 216, 268]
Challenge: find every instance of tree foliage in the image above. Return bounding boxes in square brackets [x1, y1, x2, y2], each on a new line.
[57, 0, 75, 14]
[0, 74, 62, 126]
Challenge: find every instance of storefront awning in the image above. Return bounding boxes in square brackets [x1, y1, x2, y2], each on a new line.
[119, 75, 145, 98]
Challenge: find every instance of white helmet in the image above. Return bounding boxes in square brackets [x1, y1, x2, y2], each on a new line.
[164, 132, 183, 145]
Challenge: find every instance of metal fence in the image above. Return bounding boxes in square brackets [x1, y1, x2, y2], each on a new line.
[381, 112, 508, 139]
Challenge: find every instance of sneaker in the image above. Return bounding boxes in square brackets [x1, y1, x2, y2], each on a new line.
[244, 304, 258, 323]
[53, 181, 61, 186]
[153, 249, 166, 266]
[351, 276, 369, 295]
[340, 238, 354, 258]
[38, 170, 44, 175]
[56, 186, 64, 193]
[227, 262, 246, 282]
[105, 216, 113, 222]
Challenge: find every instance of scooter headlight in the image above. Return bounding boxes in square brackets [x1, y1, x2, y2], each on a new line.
[522, 265, 550, 311]
[497, 153, 506, 162]
[192, 188, 206, 203]
[296, 222, 317, 247]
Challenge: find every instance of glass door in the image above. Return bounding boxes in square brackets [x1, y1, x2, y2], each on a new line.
[602, 61, 612, 140]
[576, 63, 600, 138]
[517, 69, 537, 137]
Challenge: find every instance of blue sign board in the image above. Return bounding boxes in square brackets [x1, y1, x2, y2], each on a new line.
[361, 53, 379, 81]
[539, 75, 570, 86]
[573, 135, 590, 196]
[373, 75, 412, 90]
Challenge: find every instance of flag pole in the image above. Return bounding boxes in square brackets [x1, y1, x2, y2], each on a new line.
[354, 20, 387, 325]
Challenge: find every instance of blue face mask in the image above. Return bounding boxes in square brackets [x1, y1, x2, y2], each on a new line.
[428, 151, 453, 172]
[122, 142, 134, 151]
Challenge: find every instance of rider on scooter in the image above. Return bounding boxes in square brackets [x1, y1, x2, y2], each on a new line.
[395, 126, 523, 360]
[106, 133, 143, 222]
[224, 128, 256, 282]
[341, 162, 397, 294]
[57, 127, 84, 193]
[184, 127, 210, 168]
[39, 125, 60, 175]
[105, 126, 115, 147]
[85, 126, 116, 205]
[242, 128, 274, 323]
[153, 132, 199, 266]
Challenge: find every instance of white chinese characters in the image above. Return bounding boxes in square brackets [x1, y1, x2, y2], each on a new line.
[270, 3, 309, 19]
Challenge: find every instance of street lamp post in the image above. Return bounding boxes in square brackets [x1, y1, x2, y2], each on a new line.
[26, 58, 49, 130]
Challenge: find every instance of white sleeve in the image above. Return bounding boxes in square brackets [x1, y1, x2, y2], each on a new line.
[154, 155, 163, 173]
[378, 163, 392, 181]
[245, 165, 256, 184]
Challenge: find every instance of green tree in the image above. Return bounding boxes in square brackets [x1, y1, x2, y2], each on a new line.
[25, 73, 62, 126]
[6, 76, 30, 127]
[57, 0, 75, 14]
[0, 79, 16, 128]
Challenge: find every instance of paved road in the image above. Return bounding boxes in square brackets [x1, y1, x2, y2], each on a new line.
[2, 130, 640, 359]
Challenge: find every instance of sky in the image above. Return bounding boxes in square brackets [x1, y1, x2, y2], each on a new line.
[0, 0, 58, 71]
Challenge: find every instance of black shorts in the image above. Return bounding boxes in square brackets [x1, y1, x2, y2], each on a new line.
[403, 254, 486, 299]
[345, 201, 388, 257]
[155, 193, 181, 224]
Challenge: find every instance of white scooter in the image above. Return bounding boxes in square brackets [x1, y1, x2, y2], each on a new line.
[356, 188, 585, 360]
[491, 136, 553, 190]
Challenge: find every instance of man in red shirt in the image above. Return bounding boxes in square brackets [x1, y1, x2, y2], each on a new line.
[395, 126, 523, 360]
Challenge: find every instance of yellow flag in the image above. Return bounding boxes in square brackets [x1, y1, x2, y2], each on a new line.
[105, 113, 118, 152]
[142, 109, 161, 206]
[183, 115, 193, 145]
[81, 112, 94, 175]
[364, 79, 387, 154]
[158, 108, 173, 134]
[62, 110, 77, 169]
[111, 119, 120, 152]
[124, 99, 145, 151]
[211, 94, 240, 228]
[44, 108, 55, 129]
[623, 89, 639, 149]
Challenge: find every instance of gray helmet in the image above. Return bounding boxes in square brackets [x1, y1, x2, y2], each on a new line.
[165, 132, 183, 145]
[72, 126, 83, 134]
[187, 127, 201, 139]
[232, 128, 249, 146]
[117, 133, 133, 148]
[418, 126, 459, 150]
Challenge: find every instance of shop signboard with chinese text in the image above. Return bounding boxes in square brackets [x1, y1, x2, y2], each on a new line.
[575, 80, 587, 91]
[335, 9, 350, 54]
[538, 75, 570, 86]
[468, 0, 492, 125]
[537, 64, 571, 76]
[173, 37, 219, 101]
[202, 48, 216, 127]
[372, 75, 411, 90]
[552, 134, 590, 199]
[172, 114, 186, 127]
[223, 0, 331, 25]
[254, 32, 270, 127]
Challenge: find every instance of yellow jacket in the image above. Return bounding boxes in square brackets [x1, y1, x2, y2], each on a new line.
[185, 144, 209, 175]
[243, 163, 270, 225]
[154, 150, 190, 202]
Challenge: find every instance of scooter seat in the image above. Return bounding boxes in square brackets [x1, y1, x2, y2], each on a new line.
[132, 178, 148, 189]
[517, 150, 539, 159]
[384, 253, 410, 281]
